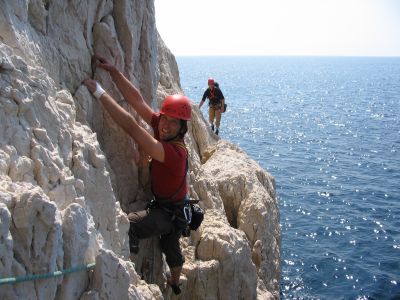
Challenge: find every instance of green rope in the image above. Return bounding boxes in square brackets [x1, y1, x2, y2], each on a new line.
[0, 262, 95, 286]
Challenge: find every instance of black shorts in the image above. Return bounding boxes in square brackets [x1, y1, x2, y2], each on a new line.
[128, 206, 185, 268]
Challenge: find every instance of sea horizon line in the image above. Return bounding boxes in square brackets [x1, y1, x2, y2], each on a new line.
[175, 54, 400, 59]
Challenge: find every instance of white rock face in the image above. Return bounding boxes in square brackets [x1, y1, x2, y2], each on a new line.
[0, 1, 280, 299]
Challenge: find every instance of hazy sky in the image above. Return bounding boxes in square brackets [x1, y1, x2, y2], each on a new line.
[155, 0, 400, 56]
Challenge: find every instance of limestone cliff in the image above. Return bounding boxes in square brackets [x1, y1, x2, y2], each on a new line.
[0, 1, 280, 299]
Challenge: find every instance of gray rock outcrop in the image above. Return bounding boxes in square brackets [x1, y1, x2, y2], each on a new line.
[0, 1, 280, 299]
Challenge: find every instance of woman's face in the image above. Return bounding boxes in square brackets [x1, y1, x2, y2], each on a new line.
[159, 114, 181, 140]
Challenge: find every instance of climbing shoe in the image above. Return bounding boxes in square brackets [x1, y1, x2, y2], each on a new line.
[211, 124, 214, 132]
[169, 283, 181, 295]
[215, 129, 219, 135]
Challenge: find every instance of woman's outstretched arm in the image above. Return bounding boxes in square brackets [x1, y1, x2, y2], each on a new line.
[84, 79, 165, 162]
[94, 55, 154, 125]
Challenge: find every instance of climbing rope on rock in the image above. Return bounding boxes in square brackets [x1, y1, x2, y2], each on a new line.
[0, 262, 95, 286]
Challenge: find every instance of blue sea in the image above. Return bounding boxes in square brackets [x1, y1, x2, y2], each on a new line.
[177, 56, 400, 300]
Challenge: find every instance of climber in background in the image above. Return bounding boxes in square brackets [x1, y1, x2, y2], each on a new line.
[198, 77, 225, 135]
[84, 55, 191, 295]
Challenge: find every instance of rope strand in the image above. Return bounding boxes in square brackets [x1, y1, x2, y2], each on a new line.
[0, 262, 95, 286]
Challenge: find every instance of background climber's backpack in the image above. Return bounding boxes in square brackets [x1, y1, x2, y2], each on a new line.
[214, 82, 227, 112]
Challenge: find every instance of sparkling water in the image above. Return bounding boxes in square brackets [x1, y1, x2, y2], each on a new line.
[177, 56, 400, 299]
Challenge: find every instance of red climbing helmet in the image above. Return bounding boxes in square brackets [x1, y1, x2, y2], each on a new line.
[160, 94, 192, 121]
[208, 77, 215, 86]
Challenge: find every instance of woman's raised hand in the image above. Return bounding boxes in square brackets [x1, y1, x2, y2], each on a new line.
[95, 55, 117, 73]
[83, 79, 97, 93]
